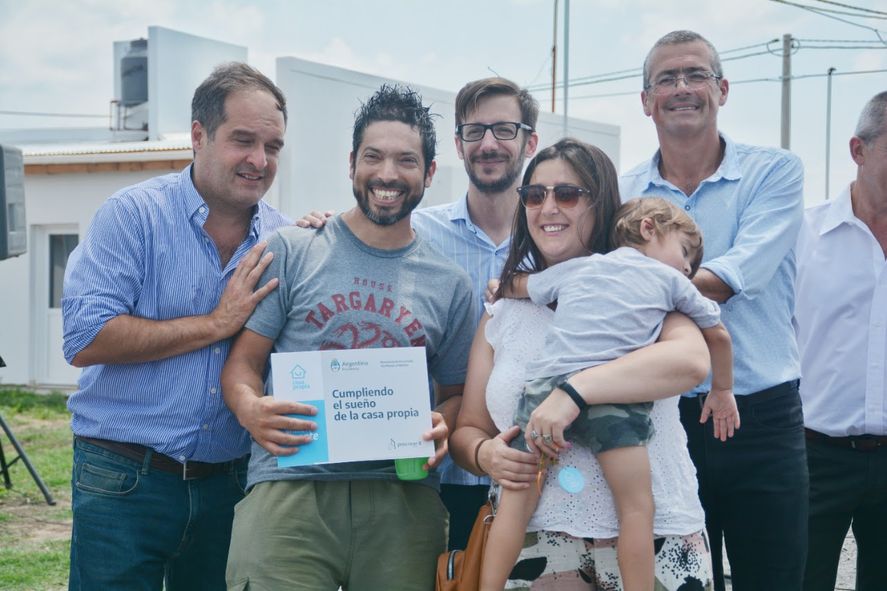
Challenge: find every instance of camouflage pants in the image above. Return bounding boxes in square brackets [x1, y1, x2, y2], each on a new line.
[513, 372, 654, 453]
[505, 529, 713, 590]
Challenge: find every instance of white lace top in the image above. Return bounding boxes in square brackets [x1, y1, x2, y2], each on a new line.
[484, 298, 705, 538]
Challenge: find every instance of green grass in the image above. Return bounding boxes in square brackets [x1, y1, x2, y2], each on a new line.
[0, 540, 69, 590]
[0, 388, 72, 591]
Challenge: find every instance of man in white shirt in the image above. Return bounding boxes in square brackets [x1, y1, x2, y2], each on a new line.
[795, 91, 887, 591]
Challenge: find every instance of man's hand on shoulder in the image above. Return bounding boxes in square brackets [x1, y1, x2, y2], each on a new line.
[211, 241, 279, 338]
[294, 210, 335, 229]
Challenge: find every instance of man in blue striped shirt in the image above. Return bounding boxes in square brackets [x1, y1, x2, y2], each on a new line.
[62, 62, 291, 591]
[619, 31, 807, 591]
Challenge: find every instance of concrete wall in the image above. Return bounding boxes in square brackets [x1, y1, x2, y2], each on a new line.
[0, 169, 163, 387]
[275, 57, 619, 218]
[148, 26, 247, 140]
[0, 56, 620, 388]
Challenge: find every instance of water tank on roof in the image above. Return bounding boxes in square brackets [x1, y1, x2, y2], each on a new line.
[121, 39, 148, 106]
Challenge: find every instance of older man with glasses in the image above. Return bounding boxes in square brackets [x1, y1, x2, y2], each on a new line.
[620, 30, 807, 591]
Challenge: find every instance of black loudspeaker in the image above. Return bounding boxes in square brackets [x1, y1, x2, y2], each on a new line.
[0, 145, 27, 260]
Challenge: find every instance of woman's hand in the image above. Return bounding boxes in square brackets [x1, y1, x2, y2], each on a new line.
[525, 387, 579, 459]
[477, 426, 539, 490]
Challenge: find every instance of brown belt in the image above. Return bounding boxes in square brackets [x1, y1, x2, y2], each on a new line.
[78, 436, 246, 479]
[804, 428, 887, 452]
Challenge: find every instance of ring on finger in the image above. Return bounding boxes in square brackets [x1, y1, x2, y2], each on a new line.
[543, 434, 554, 444]
[530, 430, 540, 440]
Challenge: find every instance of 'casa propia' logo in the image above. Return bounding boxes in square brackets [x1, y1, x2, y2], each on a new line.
[290, 364, 310, 390]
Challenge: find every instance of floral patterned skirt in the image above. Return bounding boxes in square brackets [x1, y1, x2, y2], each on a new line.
[504, 529, 713, 591]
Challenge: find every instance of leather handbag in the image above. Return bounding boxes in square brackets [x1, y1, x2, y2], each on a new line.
[435, 500, 494, 591]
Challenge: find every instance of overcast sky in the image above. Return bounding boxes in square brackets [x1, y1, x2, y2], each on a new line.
[1, 0, 885, 203]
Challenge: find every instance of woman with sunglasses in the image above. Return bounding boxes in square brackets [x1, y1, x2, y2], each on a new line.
[450, 139, 715, 590]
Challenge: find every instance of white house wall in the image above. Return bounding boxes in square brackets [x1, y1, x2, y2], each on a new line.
[275, 57, 619, 218]
[1, 57, 619, 389]
[0, 169, 166, 387]
[148, 27, 247, 140]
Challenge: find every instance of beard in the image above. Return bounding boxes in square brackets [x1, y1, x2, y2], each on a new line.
[465, 146, 526, 193]
[353, 179, 423, 226]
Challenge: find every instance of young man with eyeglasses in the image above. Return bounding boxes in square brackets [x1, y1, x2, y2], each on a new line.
[411, 78, 540, 551]
[618, 30, 807, 591]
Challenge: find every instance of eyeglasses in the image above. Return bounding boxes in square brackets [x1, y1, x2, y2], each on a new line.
[456, 121, 534, 142]
[646, 71, 722, 95]
[516, 184, 591, 209]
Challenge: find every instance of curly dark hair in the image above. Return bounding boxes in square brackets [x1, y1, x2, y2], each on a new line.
[352, 84, 437, 172]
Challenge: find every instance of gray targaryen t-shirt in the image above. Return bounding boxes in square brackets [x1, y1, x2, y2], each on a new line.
[244, 214, 476, 490]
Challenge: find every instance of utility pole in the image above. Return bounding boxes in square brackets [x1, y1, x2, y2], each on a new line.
[781, 33, 793, 150]
[551, 0, 558, 112]
[563, 0, 570, 136]
[825, 67, 836, 200]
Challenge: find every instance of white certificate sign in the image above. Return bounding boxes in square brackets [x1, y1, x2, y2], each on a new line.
[270, 347, 434, 468]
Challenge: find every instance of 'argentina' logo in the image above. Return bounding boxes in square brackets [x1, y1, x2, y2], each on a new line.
[330, 359, 341, 372]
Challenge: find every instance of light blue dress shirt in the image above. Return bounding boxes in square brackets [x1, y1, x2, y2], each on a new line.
[62, 166, 291, 462]
[412, 196, 510, 485]
[619, 134, 804, 396]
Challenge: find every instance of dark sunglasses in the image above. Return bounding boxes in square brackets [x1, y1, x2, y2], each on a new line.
[516, 184, 592, 209]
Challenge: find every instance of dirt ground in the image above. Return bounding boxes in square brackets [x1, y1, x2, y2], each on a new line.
[2, 494, 72, 546]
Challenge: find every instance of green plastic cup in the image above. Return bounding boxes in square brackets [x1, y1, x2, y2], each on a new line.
[394, 457, 428, 480]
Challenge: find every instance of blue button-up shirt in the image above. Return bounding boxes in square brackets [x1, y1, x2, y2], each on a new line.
[620, 134, 804, 396]
[62, 166, 291, 462]
[412, 196, 509, 485]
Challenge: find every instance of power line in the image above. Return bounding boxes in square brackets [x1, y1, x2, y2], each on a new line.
[529, 28, 882, 94]
[723, 49, 785, 61]
[0, 109, 107, 119]
[799, 44, 887, 48]
[801, 4, 887, 19]
[721, 40, 781, 53]
[770, 0, 887, 40]
[527, 37, 785, 92]
[813, 0, 887, 16]
[567, 67, 887, 101]
[787, 67, 887, 80]
[797, 37, 887, 42]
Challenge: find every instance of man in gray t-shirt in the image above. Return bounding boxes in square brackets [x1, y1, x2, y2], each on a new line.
[222, 85, 475, 590]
